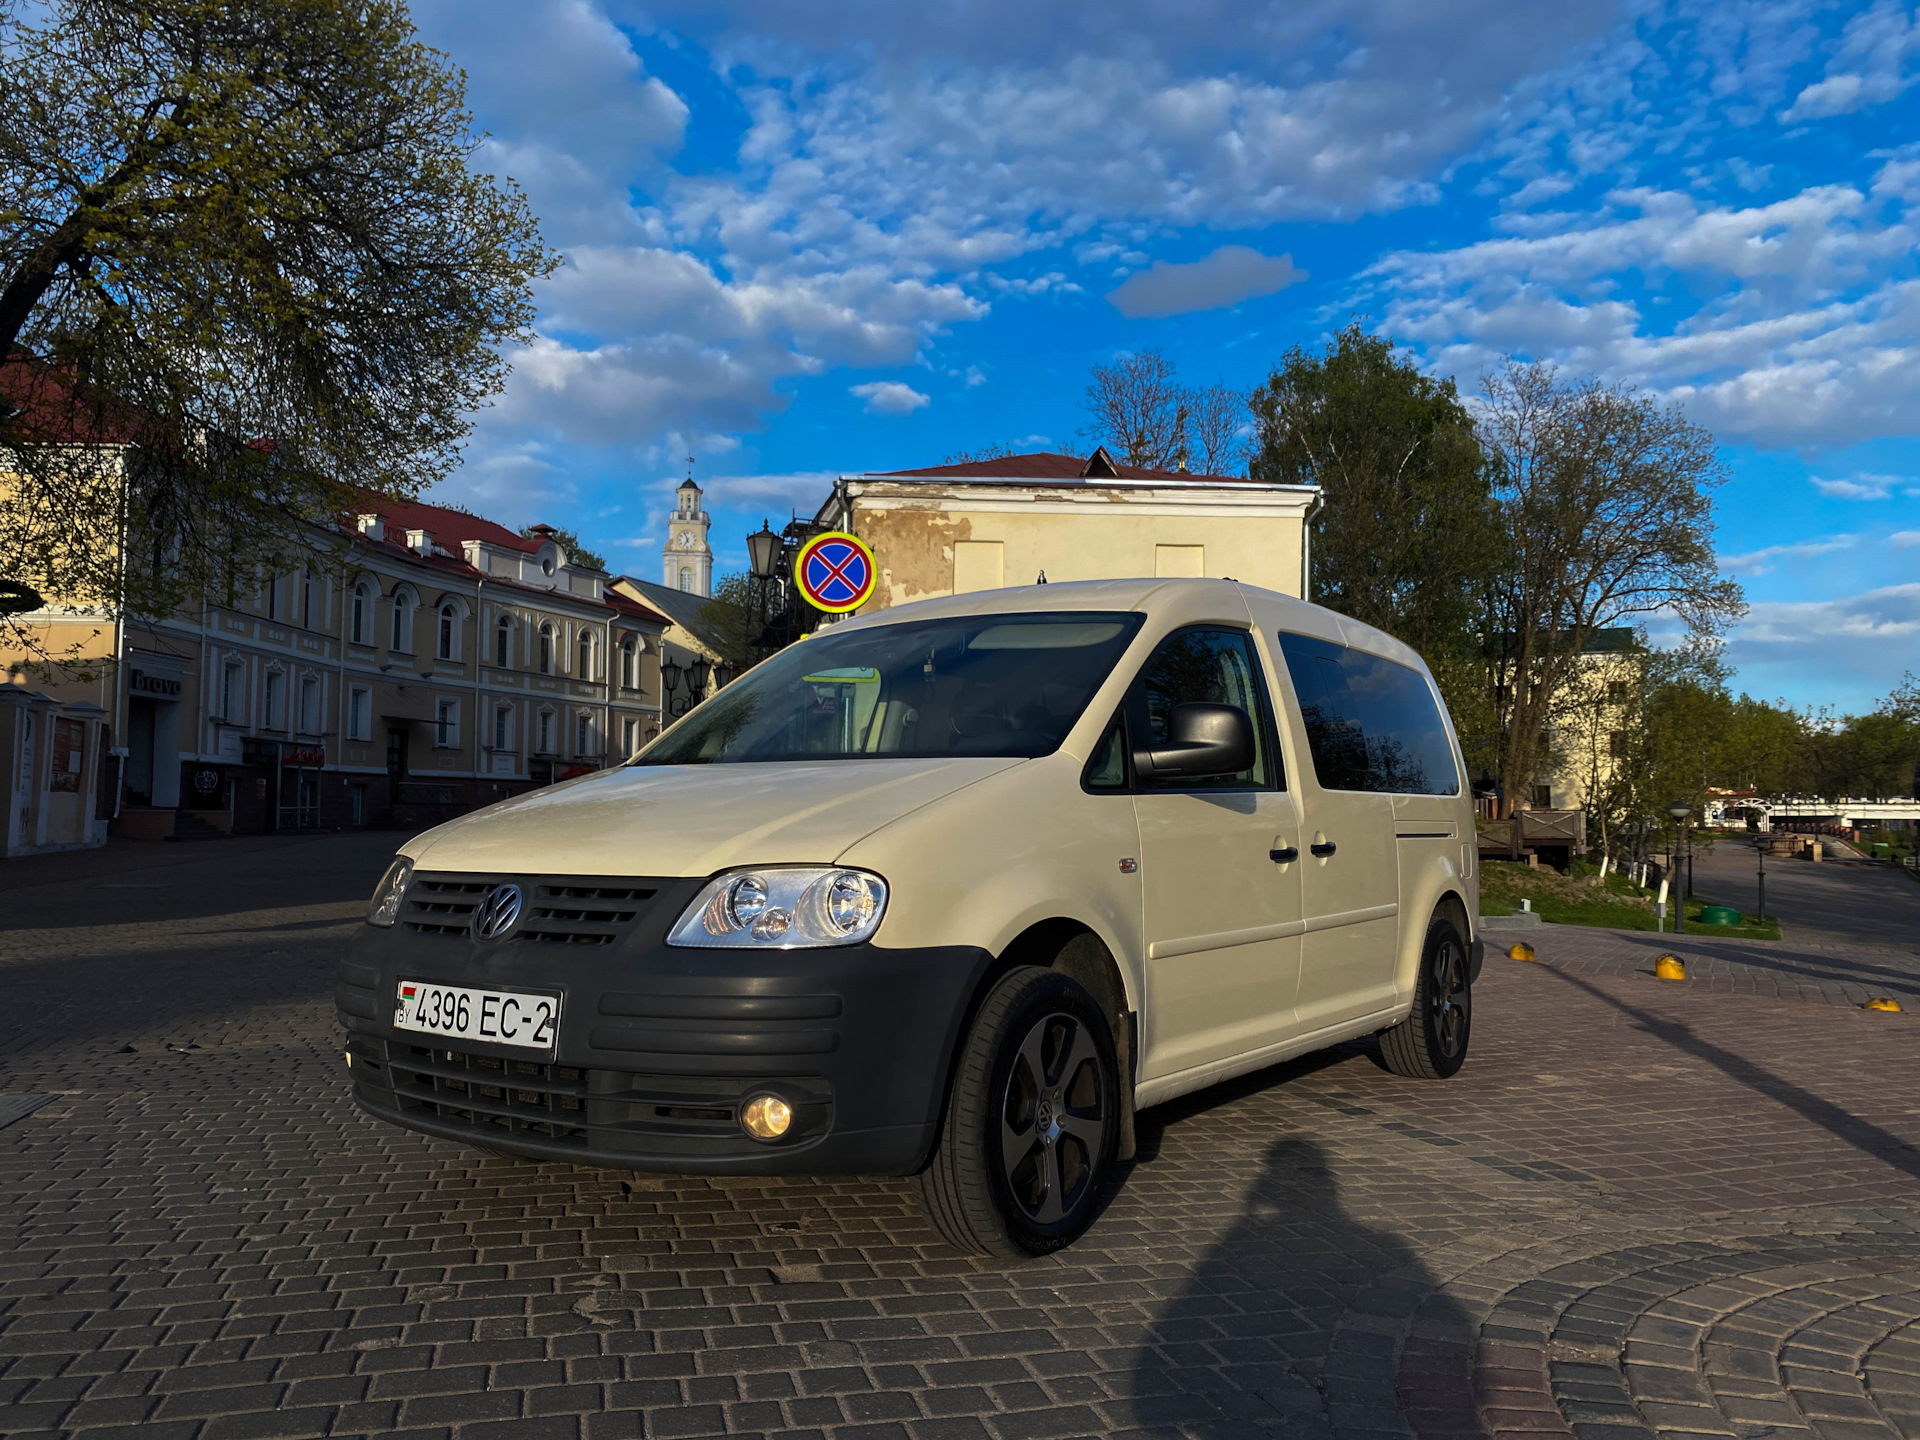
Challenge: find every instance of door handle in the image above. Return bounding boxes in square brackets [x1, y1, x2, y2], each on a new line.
[1269, 846, 1298, 863]
[1310, 840, 1337, 858]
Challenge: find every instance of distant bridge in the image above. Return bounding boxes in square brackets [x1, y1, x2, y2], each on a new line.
[1704, 796, 1920, 829]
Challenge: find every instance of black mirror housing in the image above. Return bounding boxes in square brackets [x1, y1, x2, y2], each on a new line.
[1137, 702, 1255, 782]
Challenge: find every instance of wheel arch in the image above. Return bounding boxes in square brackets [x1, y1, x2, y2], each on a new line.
[919, 917, 1139, 1173]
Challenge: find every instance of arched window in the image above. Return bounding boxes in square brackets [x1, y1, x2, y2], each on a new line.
[350, 584, 370, 645]
[438, 602, 457, 660]
[620, 639, 637, 691]
[536, 709, 554, 753]
[578, 630, 592, 680]
[495, 615, 512, 668]
[390, 591, 414, 652]
[678, 566, 694, 593]
[538, 624, 553, 675]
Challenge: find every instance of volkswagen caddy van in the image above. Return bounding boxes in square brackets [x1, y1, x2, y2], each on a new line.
[339, 579, 1480, 1257]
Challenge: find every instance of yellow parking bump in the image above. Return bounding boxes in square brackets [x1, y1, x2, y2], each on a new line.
[1864, 997, 1903, 1012]
[1508, 942, 1536, 962]
[1655, 955, 1687, 981]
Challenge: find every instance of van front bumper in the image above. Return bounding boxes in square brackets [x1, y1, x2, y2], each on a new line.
[335, 879, 990, 1176]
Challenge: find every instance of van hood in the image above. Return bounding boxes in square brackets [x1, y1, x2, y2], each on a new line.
[404, 757, 1025, 879]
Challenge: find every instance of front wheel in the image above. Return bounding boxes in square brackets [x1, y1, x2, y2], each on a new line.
[1378, 913, 1472, 1079]
[911, 967, 1119, 1258]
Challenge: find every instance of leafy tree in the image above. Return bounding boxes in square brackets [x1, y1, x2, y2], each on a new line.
[1476, 361, 1744, 810]
[1246, 321, 1499, 770]
[697, 571, 762, 673]
[0, 0, 552, 645]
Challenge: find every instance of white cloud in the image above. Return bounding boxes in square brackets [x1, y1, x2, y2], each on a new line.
[849, 381, 931, 415]
[1779, 1, 1920, 122]
[985, 272, 1083, 297]
[1372, 161, 1920, 448]
[1811, 473, 1902, 500]
[700, 470, 840, 518]
[1107, 246, 1306, 319]
[1734, 583, 1920, 645]
[1719, 535, 1857, 576]
[1892, 531, 1920, 547]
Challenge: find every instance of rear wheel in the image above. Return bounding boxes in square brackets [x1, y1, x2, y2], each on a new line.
[912, 967, 1118, 1258]
[1378, 913, 1471, 1079]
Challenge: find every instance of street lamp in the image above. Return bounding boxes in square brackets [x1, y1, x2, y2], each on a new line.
[689, 656, 712, 697]
[746, 520, 782, 579]
[1666, 800, 1693, 934]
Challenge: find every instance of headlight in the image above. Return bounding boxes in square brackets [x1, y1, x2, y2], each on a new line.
[366, 857, 413, 927]
[668, 867, 888, 948]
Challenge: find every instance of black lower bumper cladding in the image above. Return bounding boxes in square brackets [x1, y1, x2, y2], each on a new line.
[336, 871, 990, 1175]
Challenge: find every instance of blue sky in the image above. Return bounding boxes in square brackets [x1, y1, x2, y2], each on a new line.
[409, 0, 1920, 714]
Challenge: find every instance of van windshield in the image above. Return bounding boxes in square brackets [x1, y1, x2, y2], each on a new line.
[631, 611, 1144, 765]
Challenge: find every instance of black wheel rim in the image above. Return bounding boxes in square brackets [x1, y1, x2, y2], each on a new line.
[999, 1012, 1106, 1226]
[1429, 938, 1469, 1058]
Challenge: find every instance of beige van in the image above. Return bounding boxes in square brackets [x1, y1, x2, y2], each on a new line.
[340, 578, 1480, 1256]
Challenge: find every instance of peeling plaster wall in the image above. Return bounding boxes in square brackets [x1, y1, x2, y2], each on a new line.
[844, 489, 1308, 609]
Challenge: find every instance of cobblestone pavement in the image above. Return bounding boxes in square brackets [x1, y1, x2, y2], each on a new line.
[3, 834, 1918, 1440]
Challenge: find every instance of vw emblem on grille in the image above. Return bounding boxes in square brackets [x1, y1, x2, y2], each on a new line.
[472, 883, 523, 941]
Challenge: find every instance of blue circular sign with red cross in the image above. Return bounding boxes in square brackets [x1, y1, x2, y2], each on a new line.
[794, 531, 877, 614]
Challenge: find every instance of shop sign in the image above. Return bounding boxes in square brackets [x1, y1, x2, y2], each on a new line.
[283, 746, 326, 768]
[127, 665, 183, 698]
[191, 766, 223, 797]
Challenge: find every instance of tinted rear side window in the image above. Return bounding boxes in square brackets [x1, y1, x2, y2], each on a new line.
[1276, 634, 1460, 796]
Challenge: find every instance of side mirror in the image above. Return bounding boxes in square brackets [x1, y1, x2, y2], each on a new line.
[1136, 702, 1255, 782]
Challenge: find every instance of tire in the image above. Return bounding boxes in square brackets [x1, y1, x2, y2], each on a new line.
[1378, 913, 1472, 1079]
[911, 966, 1120, 1258]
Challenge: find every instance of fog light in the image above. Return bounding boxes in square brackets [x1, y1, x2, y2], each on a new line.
[740, 1093, 793, 1141]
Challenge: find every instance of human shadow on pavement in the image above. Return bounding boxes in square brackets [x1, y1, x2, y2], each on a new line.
[1115, 1125, 1478, 1439]
[1540, 964, 1920, 1185]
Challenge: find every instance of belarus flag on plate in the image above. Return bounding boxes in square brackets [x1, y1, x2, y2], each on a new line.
[400, 984, 417, 999]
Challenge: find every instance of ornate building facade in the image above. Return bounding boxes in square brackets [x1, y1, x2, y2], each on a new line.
[5, 496, 670, 839]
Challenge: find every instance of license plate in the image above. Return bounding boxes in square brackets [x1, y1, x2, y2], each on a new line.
[393, 981, 560, 1052]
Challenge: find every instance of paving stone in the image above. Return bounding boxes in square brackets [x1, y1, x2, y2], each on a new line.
[7, 835, 1920, 1440]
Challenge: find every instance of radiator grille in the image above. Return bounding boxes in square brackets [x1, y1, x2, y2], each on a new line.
[399, 874, 659, 944]
[518, 883, 655, 945]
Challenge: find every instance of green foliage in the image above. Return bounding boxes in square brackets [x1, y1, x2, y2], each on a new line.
[697, 571, 762, 673]
[1477, 361, 1744, 805]
[0, 0, 553, 636]
[1246, 321, 1500, 770]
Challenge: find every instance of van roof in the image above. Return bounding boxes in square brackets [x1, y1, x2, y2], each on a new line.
[828, 578, 1427, 672]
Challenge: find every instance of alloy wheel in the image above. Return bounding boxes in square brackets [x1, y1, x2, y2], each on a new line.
[999, 1012, 1107, 1225]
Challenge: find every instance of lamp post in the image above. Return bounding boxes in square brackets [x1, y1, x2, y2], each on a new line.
[746, 519, 781, 663]
[1666, 800, 1693, 933]
[1755, 829, 1768, 925]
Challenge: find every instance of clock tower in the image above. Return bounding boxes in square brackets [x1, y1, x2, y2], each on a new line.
[664, 472, 713, 597]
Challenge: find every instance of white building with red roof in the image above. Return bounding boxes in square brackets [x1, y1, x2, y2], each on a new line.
[6, 488, 669, 839]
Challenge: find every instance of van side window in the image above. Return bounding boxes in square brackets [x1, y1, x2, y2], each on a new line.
[1276, 633, 1460, 795]
[1129, 628, 1278, 790]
